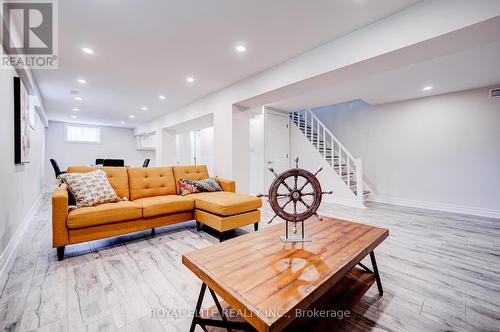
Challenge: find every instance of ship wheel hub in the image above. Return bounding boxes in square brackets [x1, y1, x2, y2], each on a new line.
[291, 190, 301, 201]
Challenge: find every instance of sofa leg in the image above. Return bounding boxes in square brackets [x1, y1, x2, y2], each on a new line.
[219, 231, 224, 242]
[254, 222, 259, 231]
[152, 228, 155, 236]
[196, 221, 201, 232]
[57, 246, 65, 261]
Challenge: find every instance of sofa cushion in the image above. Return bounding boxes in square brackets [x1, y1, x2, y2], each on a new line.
[191, 192, 262, 216]
[172, 165, 209, 194]
[67, 166, 130, 199]
[134, 195, 195, 218]
[128, 167, 177, 200]
[60, 169, 121, 208]
[67, 201, 142, 229]
[178, 178, 222, 196]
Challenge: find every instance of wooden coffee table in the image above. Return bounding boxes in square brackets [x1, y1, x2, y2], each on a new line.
[182, 217, 389, 332]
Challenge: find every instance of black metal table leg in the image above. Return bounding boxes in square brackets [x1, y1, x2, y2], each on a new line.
[190, 283, 207, 332]
[370, 251, 383, 296]
[189, 283, 255, 331]
[357, 261, 373, 273]
[209, 288, 232, 332]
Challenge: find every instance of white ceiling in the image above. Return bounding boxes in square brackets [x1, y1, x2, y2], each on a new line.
[267, 40, 500, 111]
[32, 0, 421, 127]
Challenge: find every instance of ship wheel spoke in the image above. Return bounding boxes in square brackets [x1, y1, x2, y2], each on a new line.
[293, 200, 297, 214]
[301, 192, 315, 196]
[298, 180, 310, 192]
[293, 175, 298, 190]
[281, 180, 293, 193]
[299, 198, 311, 209]
[280, 198, 292, 209]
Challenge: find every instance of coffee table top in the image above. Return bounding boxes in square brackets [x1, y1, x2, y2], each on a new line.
[182, 217, 389, 332]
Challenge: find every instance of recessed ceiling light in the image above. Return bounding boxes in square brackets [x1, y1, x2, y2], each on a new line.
[235, 44, 247, 53]
[186, 76, 195, 83]
[423, 86, 433, 91]
[141, 106, 148, 111]
[74, 96, 82, 101]
[72, 108, 79, 111]
[77, 78, 87, 84]
[129, 115, 135, 119]
[158, 95, 166, 100]
[82, 47, 94, 55]
[120, 121, 125, 124]
[71, 115, 77, 119]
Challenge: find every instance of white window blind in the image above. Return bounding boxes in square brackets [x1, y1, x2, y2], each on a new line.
[66, 125, 101, 143]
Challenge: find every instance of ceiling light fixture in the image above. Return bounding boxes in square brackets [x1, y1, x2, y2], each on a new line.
[159, 95, 166, 100]
[141, 106, 148, 111]
[72, 108, 79, 111]
[423, 86, 433, 91]
[120, 121, 125, 124]
[129, 115, 135, 119]
[71, 115, 77, 119]
[77, 78, 87, 84]
[235, 44, 247, 53]
[74, 96, 82, 101]
[186, 76, 195, 83]
[82, 47, 94, 55]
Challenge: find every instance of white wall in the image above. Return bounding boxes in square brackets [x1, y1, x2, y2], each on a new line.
[313, 86, 500, 217]
[197, 127, 215, 176]
[0, 68, 46, 258]
[249, 112, 265, 194]
[45, 121, 154, 186]
[175, 127, 215, 175]
[232, 107, 251, 193]
[175, 132, 193, 166]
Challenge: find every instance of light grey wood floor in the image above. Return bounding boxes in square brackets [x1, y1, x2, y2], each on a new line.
[1, 194, 499, 332]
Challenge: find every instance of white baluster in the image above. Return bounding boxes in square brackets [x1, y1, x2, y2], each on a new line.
[323, 126, 326, 158]
[316, 119, 320, 149]
[331, 136, 334, 167]
[356, 159, 363, 202]
[347, 158, 350, 188]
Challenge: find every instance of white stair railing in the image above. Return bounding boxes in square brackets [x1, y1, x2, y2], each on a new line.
[290, 109, 365, 203]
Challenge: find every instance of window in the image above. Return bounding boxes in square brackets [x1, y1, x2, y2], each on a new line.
[66, 125, 101, 143]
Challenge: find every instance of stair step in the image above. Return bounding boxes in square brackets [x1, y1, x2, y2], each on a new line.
[353, 190, 370, 197]
[340, 172, 355, 177]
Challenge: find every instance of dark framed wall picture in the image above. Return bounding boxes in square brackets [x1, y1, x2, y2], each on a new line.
[14, 76, 31, 164]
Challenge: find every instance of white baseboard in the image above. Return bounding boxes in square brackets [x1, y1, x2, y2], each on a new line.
[0, 192, 44, 279]
[368, 195, 500, 219]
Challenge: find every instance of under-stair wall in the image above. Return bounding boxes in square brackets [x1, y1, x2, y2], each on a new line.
[289, 123, 365, 208]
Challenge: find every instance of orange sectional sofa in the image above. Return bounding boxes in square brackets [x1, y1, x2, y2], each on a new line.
[52, 165, 262, 260]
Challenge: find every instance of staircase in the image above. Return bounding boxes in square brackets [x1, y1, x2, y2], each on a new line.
[290, 109, 369, 204]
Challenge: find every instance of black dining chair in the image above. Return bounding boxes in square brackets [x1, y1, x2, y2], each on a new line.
[103, 159, 125, 167]
[142, 158, 150, 167]
[49, 159, 66, 178]
[95, 158, 104, 166]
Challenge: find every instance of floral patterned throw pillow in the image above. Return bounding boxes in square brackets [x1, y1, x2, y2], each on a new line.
[59, 169, 121, 208]
[178, 178, 223, 196]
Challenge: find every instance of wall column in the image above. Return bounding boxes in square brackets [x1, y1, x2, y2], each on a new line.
[213, 106, 233, 178]
[155, 128, 176, 166]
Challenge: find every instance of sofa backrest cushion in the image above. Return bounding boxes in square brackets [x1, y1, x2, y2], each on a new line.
[172, 165, 210, 194]
[67, 166, 130, 199]
[127, 167, 177, 200]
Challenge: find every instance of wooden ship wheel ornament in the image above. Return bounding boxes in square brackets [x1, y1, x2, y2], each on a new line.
[258, 157, 333, 242]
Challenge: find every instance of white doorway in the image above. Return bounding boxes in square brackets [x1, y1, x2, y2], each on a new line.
[265, 110, 290, 190]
